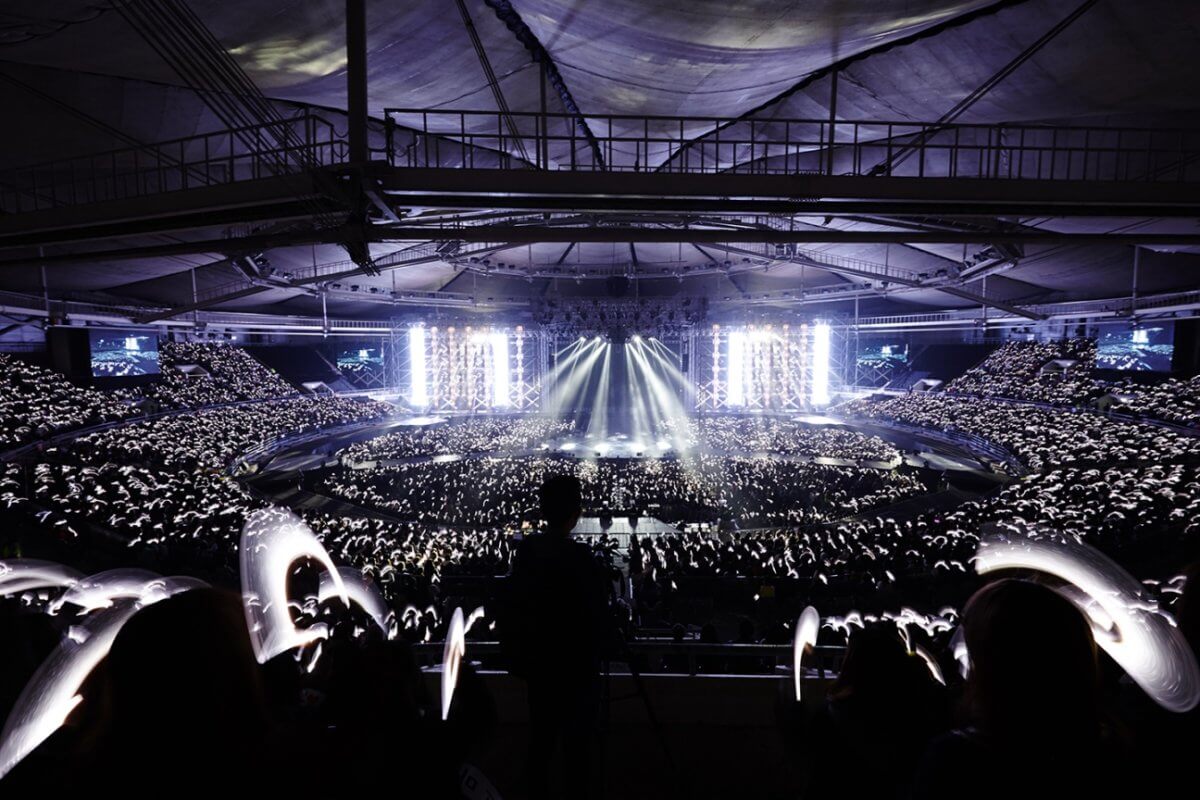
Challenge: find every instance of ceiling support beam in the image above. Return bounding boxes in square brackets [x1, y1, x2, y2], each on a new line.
[376, 225, 1200, 246]
[381, 193, 1200, 218]
[455, 0, 532, 167]
[720, 244, 1043, 320]
[376, 168, 1200, 216]
[554, 242, 576, 264]
[346, 0, 369, 167]
[7, 219, 1195, 271]
[483, 0, 606, 169]
[872, 0, 1099, 175]
[134, 242, 512, 323]
[691, 244, 720, 266]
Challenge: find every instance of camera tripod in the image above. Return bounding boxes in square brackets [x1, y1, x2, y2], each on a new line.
[598, 632, 683, 800]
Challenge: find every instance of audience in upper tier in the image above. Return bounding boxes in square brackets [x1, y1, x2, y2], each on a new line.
[136, 341, 298, 409]
[1104, 374, 1200, 428]
[945, 338, 1100, 407]
[838, 393, 1200, 471]
[936, 337, 1200, 428]
[0, 353, 136, 451]
[74, 395, 392, 471]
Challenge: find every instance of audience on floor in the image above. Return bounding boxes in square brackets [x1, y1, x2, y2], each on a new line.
[319, 454, 923, 528]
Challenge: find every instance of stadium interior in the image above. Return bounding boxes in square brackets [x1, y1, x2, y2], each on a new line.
[1, 1, 1200, 797]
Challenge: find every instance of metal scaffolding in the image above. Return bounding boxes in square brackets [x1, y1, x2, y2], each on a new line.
[390, 319, 544, 411]
[692, 322, 845, 412]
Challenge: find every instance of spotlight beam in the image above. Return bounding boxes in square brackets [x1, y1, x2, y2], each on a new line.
[550, 338, 607, 417]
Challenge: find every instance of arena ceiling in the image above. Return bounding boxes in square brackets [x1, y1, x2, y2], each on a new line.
[0, 0, 1198, 322]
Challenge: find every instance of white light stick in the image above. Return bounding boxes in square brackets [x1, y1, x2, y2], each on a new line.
[792, 605, 820, 701]
[318, 566, 391, 637]
[464, 605, 487, 634]
[975, 530, 1200, 713]
[0, 571, 205, 778]
[48, 569, 205, 615]
[441, 607, 466, 721]
[0, 560, 83, 598]
[240, 508, 348, 664]
[914, 644, 946, 686]
[949, 626, 970, 679]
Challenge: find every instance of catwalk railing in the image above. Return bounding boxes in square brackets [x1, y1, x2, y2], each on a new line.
[4, 112, 1198, 214]
[384, 108, 1200, 180]
[0, 113, 346, 214]
[410, 639, 846, 678]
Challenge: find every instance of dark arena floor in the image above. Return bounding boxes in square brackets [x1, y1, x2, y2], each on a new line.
[4, 1, 1200, 797]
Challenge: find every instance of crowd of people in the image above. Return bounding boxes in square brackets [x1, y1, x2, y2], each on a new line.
[658, 416, 900, 462]
[130, 341, 298, 409]
[838, 393, 1200, 471]
[317, 453, 925, 529]
[0, 353, 136, 451]
[944, 338, 1100, 406]
[939, 336, 1200, 429]
[627, 461, 1200, 619]
[1104, 374, 1200, 428]
[2, 336, 1199, 796]
[73, 396, 392, 472]
[340, 417, 577, 462]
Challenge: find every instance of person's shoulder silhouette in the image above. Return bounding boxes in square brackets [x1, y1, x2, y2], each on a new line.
[508, 475, 609, 674]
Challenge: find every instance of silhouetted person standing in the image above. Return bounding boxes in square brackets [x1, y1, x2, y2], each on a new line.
[508, 474, 610, 800]
[914, 579, 1130, 800]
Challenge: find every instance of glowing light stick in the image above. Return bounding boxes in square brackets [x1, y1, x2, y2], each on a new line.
[975, 530, 1200, 713]
[318, 566, 392, 637]
[950, 626, 970, 679]
[0, 571, 204, 778]
[914, 644, 946, 686]
[792, 606, 820, 701]
[0, 560, 83, 598]
[48, 569, 205, 615]
[441, 607, 466, 720]
[240, 508, 348, 664]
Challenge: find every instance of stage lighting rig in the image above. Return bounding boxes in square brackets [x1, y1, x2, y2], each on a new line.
[699, 320, 837, 411]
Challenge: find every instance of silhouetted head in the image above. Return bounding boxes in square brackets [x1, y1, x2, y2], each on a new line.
[831, 624, 916, 703]
[99, 587, 268, 754]
[539, 474, 583, 535]
[962, 579, 1099, 742]
[1178, 561, 1200, 661]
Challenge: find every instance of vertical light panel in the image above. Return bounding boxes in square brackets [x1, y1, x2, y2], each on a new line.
[811, 322, 831, 406]
[409, 325, 428, 406]
[727, 329, 745, 406]
[711, 324, 721, 410]
[490, 331, 511, 406]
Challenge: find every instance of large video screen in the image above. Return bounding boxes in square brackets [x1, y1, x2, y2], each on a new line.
[857, 342, 908, 367]
[337, 346, 383, 369]
[1096, 325, 1174, 372]
[89, 330, 160, 377]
